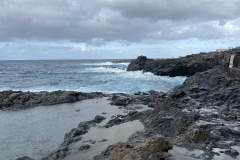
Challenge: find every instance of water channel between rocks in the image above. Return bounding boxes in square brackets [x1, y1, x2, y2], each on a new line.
[0, 97, 148, 160]
[65, 120, 144, 160]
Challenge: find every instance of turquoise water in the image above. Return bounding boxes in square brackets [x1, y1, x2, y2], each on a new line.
[0, 60, 185, 93]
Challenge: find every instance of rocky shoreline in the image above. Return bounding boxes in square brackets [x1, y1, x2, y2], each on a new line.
[2, 49, 240, 160]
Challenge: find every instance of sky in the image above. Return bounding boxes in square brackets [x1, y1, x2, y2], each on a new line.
[0, 0, 240, 60]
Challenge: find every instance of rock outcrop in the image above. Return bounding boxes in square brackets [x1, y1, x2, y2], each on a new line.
[142, 66, 240, 150]
[95, 137, 172, 160]
[16, 156, 34, 160]
[127, 50, 240, 77]
[0, 90, 105, 110]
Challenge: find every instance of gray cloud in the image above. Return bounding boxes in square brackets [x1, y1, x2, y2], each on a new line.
[0, 0, 240, 44]
[101, 0, 240, 20]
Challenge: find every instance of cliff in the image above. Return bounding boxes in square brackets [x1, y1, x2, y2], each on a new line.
[127, 50, 240, 77]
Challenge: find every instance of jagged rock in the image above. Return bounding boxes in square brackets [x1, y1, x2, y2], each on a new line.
[109, 92, 166, 108]
[79, 144, 91, 151]
[0, 90, 105, 110]
[110, 94, 130, 106]
[105, 118, 122, 127]
[225, 148, 239, 157]
[16, 156, 34, 160]
[138, 65, 240, 154]
[99, 139, 108, 143]
[185, 125, 209, 143]
[62, 120, 96, 146]
[127, 56, 148, 71]
[95, 115, 106, 123]
[106, 137, 172, 160]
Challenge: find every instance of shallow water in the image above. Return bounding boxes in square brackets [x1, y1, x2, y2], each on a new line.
[212, 146, 240, 160]
[65, 120, 144, 160]
[169, 146, 204, 160]
[0, 98, 132, 160]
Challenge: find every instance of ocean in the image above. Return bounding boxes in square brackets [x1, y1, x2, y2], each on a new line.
[0, 60, 185, 93]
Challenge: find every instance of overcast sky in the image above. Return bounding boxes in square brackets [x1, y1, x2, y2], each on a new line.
[0, 0, 240, 60]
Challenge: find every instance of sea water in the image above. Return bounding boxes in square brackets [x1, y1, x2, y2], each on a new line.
[0, 60, 185, 93]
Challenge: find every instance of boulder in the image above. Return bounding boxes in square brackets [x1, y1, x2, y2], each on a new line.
[16, 156, 34, 160]
[107, 137, 172, 160]
[94, 115, 106, 123]
[79, 144, 91, 151]
[127, 56, 148, 71]
[225, 148, 239, 157]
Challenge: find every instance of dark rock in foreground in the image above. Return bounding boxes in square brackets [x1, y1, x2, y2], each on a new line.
[0, 90, 105, 110]
[95, 115, 106, 123]
[225, 148, 239, 157]
[109, 91, 166, 107]
[16, 156, 34, 160]
[79, 144, 91, 151]
[95, 137, 172, 160]
[142, 66, 240, 150]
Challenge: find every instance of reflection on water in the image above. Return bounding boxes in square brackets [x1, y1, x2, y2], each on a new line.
[0, 98, 126, 160]
[212, 146, 240, 160]
[65, 120, 144, 160]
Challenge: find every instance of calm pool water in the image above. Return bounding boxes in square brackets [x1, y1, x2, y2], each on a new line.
[0, 98, 126, 160]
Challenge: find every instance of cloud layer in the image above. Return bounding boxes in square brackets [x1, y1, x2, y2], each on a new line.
[0, 0, 240, 44]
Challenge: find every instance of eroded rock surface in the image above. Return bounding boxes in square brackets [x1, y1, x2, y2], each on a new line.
[95, 137, 172, 160]
[0, 90, 105, 110]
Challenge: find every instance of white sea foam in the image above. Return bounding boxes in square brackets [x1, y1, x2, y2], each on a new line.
[83, 66, 185, 81]
[1, 67, 186, 94]
[0, 60, 186, 94]
[81, 62, 129, 66]
[83, 67, 126, 73]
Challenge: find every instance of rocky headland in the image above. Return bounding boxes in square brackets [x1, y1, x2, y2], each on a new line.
[127, 49, 240, 77]
[3, 48, 240, 160]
